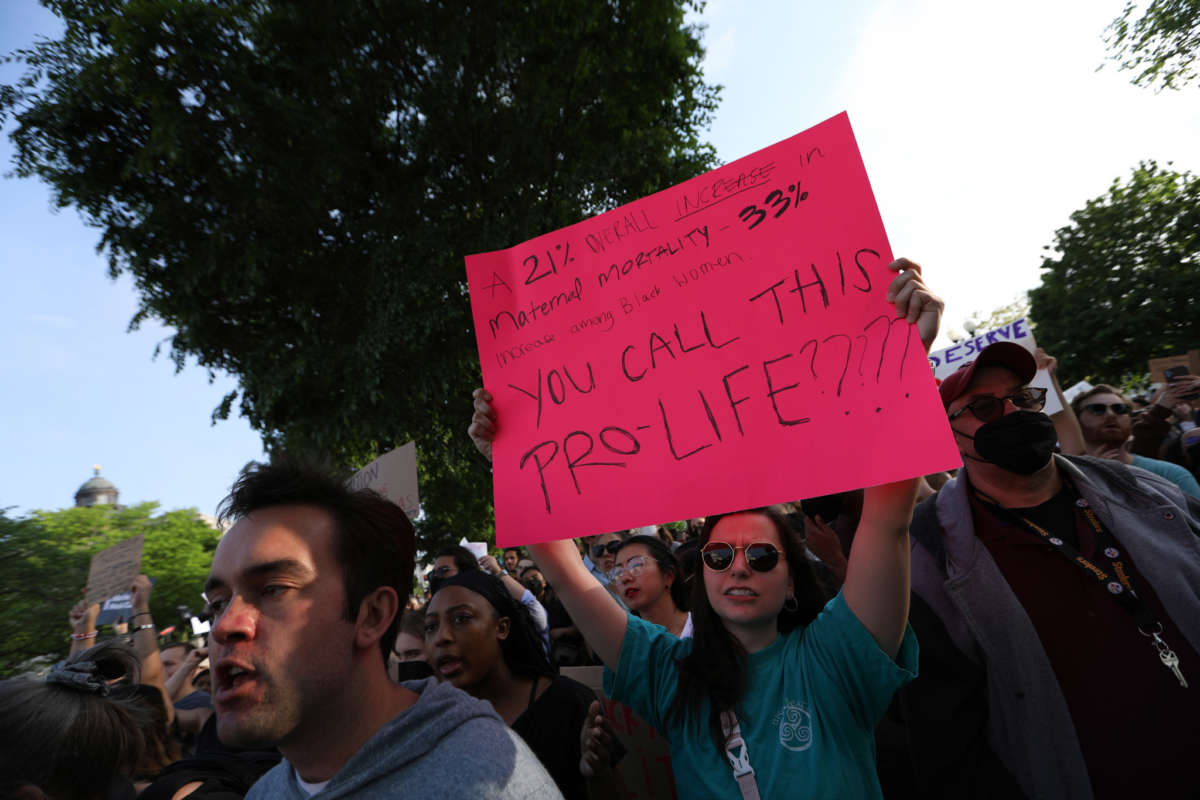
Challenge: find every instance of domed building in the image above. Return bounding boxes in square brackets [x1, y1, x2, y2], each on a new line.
[74, 465, 120, 507]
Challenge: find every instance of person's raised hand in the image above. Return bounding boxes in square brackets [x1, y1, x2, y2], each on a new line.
[183, 647, 208, 673]
[1155, 375, 1200, 410]
[469, 388, 497, 463]
[130, 574, 153, 614]
[69, 594, 101, 633]
[477, 554, 503, 575]
[886, 258, 944, 353]
[1033, 347, 1057, 375]
[579, 700, 618, 778]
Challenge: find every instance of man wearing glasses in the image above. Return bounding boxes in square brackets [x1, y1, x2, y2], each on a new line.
[1071, 384, 1200, 498]
[889, 342, 1200, 799]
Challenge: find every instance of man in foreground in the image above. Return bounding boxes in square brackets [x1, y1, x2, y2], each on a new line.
[205, 461, 561, 798]
[895, 342, 1200, 798]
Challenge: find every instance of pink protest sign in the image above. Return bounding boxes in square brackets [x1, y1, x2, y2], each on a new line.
[466, 112, 960, 545]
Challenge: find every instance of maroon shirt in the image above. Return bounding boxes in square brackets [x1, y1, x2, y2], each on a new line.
[970, 488, 1199, 798]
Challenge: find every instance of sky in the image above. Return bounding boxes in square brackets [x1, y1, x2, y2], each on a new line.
[1, 0, 1197, 518]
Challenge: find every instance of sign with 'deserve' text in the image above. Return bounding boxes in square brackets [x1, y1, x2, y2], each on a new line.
[466, 112, 960, 545]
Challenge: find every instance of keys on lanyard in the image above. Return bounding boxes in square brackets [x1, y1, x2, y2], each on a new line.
[1146, 628, 1189, 689]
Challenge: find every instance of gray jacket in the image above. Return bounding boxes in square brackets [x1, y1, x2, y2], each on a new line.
[246, 678, 564, 799]
[910, 455, 1200, 800]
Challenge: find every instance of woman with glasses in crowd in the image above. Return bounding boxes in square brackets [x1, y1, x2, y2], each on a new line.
[609, 535, 692, 638]
[469, 258, 942, 798]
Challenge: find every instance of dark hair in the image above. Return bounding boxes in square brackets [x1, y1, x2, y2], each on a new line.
[669, 507, 827, 754]
[0, 640, 145, 798]
[615, 535, 689, 612]
[159, 641, 195, 657]
[503, 546, 524, 557]
[219, 459, 417, 663]
[398, 608, 426, 640]
[1071, 383, 1129, 416]
[431, 572, 553, 681]
[433, 545, 481, 575]
[127, 683, 180, 781]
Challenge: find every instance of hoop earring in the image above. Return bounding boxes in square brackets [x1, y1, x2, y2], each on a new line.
[784, 595, 799, 613]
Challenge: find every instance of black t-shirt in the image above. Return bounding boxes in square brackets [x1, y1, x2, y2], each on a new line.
[512, 675, 594, 800]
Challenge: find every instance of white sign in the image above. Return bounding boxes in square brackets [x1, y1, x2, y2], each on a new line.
[459, 538, 489, 560]
[928, 318, 1063, 415]
[347, 442, 420, 519]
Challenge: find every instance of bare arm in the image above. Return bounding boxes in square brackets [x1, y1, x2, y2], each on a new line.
[527, 540, 628, 669]
[1035, 348, 1086, 456]
[842, 478, 919, 658]
[164, 646, 207, 702]
[129, 574, 175, 725]
[68, 596, 100, 656]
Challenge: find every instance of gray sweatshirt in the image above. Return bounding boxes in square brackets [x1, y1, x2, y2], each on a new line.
[246, 677, 564, 799]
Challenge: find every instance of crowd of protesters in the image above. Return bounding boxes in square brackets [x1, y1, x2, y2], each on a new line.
[3, 257, 1199, 799]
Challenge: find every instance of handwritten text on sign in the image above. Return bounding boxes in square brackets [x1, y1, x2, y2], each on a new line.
[466, 113, 960, 545]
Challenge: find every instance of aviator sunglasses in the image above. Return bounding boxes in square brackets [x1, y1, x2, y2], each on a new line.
[947, 386, 1047, 423]
[700, 541, 781, 573]
[591, 540, 623, 559]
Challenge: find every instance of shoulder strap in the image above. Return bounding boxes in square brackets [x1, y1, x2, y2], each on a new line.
[720, 710, 761, 800]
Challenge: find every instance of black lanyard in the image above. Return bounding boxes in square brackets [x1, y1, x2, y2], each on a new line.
[972, 477, 1189, 688]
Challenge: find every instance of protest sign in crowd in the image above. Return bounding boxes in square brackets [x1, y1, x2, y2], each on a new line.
[4, 114, 1200, 800]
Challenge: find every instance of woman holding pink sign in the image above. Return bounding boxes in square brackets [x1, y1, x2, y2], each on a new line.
[471, 259, 942, 798]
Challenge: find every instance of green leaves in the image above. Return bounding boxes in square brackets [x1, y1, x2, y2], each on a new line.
[1029, 161, 1200, 386]
[0, 503, 222, 677]
[2, 0, 720, 553]
[1104, 0, 1200, 90]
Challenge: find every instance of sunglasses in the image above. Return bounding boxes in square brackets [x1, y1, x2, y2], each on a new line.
[1081, 402, 1132, 417]
[948, 386, 1047, 423]
[609, 555, 648, 582]
[700, 541, 781, 573]
[591, 541, 622, 559]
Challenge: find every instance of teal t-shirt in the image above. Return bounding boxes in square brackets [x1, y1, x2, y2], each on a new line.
[603, 591, 917, 800]
[1131, 454, 1200, 499]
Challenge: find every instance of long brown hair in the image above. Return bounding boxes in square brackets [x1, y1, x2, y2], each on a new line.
[668, 507, 829, 753]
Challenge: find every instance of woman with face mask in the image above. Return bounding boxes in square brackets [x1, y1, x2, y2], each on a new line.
[610, 535, 692, 638]
[424, 571, 597, 800]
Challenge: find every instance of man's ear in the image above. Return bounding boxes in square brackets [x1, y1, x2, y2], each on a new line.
[496, 615, 511, 642]
[354, 586, 400, 652]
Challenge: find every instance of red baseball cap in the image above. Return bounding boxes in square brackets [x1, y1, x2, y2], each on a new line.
[938, 342, 1037, 410]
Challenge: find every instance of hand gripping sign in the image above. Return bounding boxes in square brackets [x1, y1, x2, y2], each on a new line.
[466, 112, 961, 545]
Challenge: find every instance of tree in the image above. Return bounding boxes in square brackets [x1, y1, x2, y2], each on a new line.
[1104, 0, 1200, 90]
[0, 503, 222, 677]
[1029, 161, 1200, 386]
[946, 294, 1031, 344]
[1, 0, 721, 553]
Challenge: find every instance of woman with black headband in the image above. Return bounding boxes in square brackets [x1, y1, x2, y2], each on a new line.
[424, 571, 602, 800]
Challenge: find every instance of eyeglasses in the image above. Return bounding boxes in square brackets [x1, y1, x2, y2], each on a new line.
[700, 541, 781, 573]
[430, 565, 455, 579]
[591, 541, 622, 559]
[948, 386, 1047, 423]
[609, 555, 648, 582]
[1081, 402, 1132, 417]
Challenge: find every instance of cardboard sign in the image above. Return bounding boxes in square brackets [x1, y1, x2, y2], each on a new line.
[927, 317, 1062, 414]
[347, 442, 420, 519]
[84, 534, 144, 607]
[1149, 351, 1200, 383]
[562, 666, 677, 800]
[466, 112, 960, 544]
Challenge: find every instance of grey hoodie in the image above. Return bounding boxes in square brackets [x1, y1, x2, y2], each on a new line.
[246, 677, 564, 799]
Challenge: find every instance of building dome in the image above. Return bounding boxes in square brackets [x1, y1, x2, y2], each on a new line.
[75, 465, 119, 507]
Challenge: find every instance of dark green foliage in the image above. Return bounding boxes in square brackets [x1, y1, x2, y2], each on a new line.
[1, 1, 721, 552]
[0, 503, 222, 677]
[1105, 0, 1200, 90]
[1029, 161, 1200, 386]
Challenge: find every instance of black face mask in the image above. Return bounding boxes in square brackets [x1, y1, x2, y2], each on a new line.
[957, 410, 1058, 475]
[522, 578, 544, 595]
